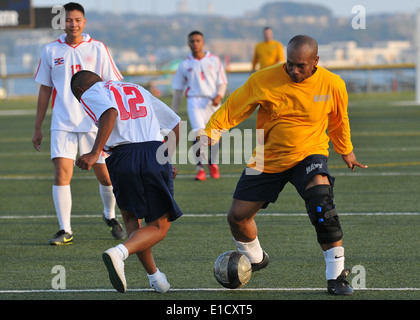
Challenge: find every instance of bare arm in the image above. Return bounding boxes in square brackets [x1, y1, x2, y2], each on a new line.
[251, 47, 258, 72]
[32, 85, 52, 151]
[171, 89, 183, 113]
[162, 121, 181, 179]
[76, 108, 118, 170]
[167, 122, 181, 157]
[212, 83, 227, 106]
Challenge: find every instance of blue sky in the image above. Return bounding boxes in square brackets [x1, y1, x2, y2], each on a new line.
[32, 0, 420, 17]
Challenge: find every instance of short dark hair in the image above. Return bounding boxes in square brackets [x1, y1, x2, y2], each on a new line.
[64, 2, 85, 15]
[288, 35, 318, 57]
[188, 30, 204, 38]
[70, 70, 102, 98]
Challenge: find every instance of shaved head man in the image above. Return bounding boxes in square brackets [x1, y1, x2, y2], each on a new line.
[71, 70, 102, 102]
[286, 35, 319, 83]
[198, 35, 367, 295]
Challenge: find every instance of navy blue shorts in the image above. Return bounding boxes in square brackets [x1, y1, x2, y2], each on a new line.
[105, 141, 183, 223]
[233, 154, 335, 208]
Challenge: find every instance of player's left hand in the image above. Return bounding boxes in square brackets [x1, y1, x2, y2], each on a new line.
[342, 151, 368, 171]
[172, 166, 178, 179]
[195, 135, 212, 163]
[76, 152, 99, 171]
[196, 135, 214, 147]
[212, 95, 222, 106]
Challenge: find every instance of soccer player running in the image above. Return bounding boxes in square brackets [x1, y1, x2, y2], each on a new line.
[171, 31, 228, 181]
[71, 70, 183, 293]
[251, 27, 285, 72]
[198, 35, 367, 295]
[32, 2, 126, 245]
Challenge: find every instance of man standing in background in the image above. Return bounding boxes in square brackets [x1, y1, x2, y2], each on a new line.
[171, 30, 227, 181]
[252, 27, 285, 72]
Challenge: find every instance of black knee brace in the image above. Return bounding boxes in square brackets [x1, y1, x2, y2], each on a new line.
[303, 184, 343, 244]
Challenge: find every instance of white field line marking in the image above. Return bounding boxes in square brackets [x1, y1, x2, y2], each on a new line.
[1, 172, 420, 181]
[0, 287, 418, 294]
[352, 131, 420, 136]
[355, 147, 420, 152]
[1, 146, 420, 156]
[0, 98, 417, 117]
[0, 110, 37, 116]
[0, 212, 419, 219]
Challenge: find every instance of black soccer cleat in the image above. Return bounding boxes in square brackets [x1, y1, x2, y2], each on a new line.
[327, 269, 354, 295]
[251, 251, 269, 272]
[48, 229, 73, 245]
[103, 215, 127, 240]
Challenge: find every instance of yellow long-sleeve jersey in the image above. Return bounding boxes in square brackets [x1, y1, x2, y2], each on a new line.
[203, 63, 354, 173]
[252, 40, 285, 70]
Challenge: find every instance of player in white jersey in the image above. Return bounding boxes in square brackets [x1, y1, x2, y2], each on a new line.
[71, 70, 183, 293]
[172, 30, 228, 181]
[32, 3, 125, 245]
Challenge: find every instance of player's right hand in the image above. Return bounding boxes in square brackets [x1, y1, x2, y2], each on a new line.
[76, 152, 99, 171]
[32, 130, 43, 151]
[342, 151, 368, 171]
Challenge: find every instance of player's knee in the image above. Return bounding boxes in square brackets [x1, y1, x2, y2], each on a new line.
[228, 199, 263, 227]
[53, 159, 73, 184]
[150, 213, 172, 237]
[303, 184, 343, 244]
[227, 209, 239, 227]
[54, 169, 72, 185]
[227, 206, 248, 229]
[227, 207, 253, 230]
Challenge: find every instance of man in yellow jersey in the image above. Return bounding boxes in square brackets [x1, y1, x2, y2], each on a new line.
[251, 27, 285, 72]
[199, 35, 367, 295]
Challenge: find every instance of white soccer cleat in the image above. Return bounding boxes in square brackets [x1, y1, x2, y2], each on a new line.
[148, 270, 171, 293]
[102, 247, 127, 293]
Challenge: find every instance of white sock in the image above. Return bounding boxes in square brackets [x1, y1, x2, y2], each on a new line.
[147, 268, 162, 280]
[52, 185, 72, 234]
[115, 244, 129, 260]
[99, 184, 116, 220]
[233, 237, 263, 264]
[148, 268, 170, 293]
[323, 246, 345, 280]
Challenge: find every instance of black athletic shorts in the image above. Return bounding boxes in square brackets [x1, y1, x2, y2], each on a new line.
[233, 154, 335, 208]
[105, 141, 183, 223]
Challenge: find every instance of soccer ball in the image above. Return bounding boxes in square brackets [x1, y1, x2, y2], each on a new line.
[213, 251, 252, 289]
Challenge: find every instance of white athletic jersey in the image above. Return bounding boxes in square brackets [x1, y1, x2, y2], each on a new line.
[34, 33, 123, 132]
[172, 51, 227, 98]
[80, 81, 181, 150]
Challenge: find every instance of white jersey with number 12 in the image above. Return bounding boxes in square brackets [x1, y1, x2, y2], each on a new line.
[80, 81, 181, 150]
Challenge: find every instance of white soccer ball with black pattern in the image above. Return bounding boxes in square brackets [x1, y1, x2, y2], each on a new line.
[213, 251, 252, 289]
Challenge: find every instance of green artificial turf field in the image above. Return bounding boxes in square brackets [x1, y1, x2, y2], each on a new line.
[0, 92, 419, 304]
